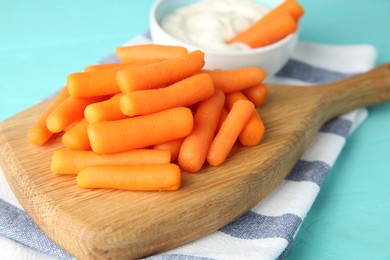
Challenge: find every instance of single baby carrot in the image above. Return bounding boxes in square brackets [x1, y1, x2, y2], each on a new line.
[242, 84, 268, 106]
[206, 68, 266, 93]
[225, 92, 265, 147]
[77, 163, 181, 191]
[88, 106, 193, 154]
[153, 138, 184, 162]
[207, 99, 254, 166]
[120, 73, 214, 116]
[227, 11, 297, 48]
[265, 0, 305, 21]
[51, 149, 171, 175]
[46, 96, 103, 133]
[217, 107, 229, 132]
[62, 118, 90, 150]
[116, 44, 188, 63]
[28, 86, 69, 145]
[67, 59, 161, 98]
[178, 89, 225, 173]
[117, 50, 205, 93]
[84, 93, 127, 123]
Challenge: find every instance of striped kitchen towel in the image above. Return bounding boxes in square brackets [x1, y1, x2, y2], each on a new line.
[0, 33, 377, 260]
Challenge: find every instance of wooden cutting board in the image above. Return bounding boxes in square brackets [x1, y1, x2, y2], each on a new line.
[1, 64, 390, 259]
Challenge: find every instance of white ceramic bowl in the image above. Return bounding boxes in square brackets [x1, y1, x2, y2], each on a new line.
[150, 0, 298, 75]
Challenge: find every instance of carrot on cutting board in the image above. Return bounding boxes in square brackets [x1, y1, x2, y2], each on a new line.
[242, 84, 268, 106]
[153, 138, 184, 162]
[84, 93, 127, 123]
[225, 92, 265, 147]
[27, 86, 69, 145]
[46, 96, 103, 133]
[67, 59, 161, 98]
[206, 67, 266, 93]
[77, 163, 181, 191]
[117, 50, 205, 93]
[207, 99, 254, 166]
[62, 118, 90, 151]
[120, 73, 214, 117]
[51, 149, 171, 175]
[178, 89, 225, 173]
[88, 106, 194, 154]
[116, 44, 188, 63]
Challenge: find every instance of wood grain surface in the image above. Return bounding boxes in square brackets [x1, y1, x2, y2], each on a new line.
[1, 64, 390, 259]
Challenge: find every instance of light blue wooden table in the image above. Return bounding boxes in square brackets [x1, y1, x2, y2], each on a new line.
[1, 1, 389, 259]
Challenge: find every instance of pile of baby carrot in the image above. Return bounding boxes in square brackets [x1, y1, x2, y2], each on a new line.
[227, 0, 304, 48]
[27, 44, 268, 192]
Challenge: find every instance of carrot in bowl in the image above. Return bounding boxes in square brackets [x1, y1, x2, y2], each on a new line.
[116, 44, 188, 63]
[27, 86, 69, 145]
[117, 50, 205, 93]
[88, 106, 194, 154]
[120, 73, 214, 117]
[178, 89, 225, 173]
[207, 99, 254, 166]
[51, 149, 171, 175]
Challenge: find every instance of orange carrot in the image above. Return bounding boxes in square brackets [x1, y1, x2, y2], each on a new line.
[178, 89, 225, 173]
[62, 118, 90, 150]
[27, 86, 69, 145]
[77, 163, 181, 191]
[51, 149, 171, 175]
[227, 10, 297, 48]
[88, 107, 194, 154]
[46, 96, 103, 133]
[266, 0, 305, 21]
[117, 50, 205, 93]
[206, 68, 266, 93]
[84, 93, 127, 123]
[67, 59, 160, 98]
[225, 92, 265, 147]
[84, 63, 130, 72]
[116, 44, 188, 63]
[153, 138, 184, 162]
[217, 107, 229, 132]
[242, 84, 268, 106]
[207, 99, 254, 166]
[120, 73, 214, 116]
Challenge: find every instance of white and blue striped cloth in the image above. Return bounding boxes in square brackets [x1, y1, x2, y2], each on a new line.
[0, 33, 377, 260]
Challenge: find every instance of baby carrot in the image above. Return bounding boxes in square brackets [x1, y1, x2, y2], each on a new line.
[217, 107, 229, 132]
[28, 86, 69, 145]
[178, 89, 225, 173]
[77, 163, 181, 191]
[88, 107, 194, 154]
[242, 84, 268, 106]
[51, 149, 171, 175]
[207, 99, 254, 166]
[227, 11, 297, 48]
[46, 96, 103, 133]
[153, 138, 184, 162]
[62, 118, 90, 150]
[120, 73, 214, 116]
[206, 68, 266, 93]
[116, 44, 188, 63]
[225, 92, 265, 147]
[266, 0, 305, 21]
[117, 50, 205, 93]
[67, 59, 161, 98]
[84, 93, 127, 123]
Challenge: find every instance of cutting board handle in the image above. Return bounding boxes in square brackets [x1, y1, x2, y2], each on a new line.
[318, 63, 390, 119]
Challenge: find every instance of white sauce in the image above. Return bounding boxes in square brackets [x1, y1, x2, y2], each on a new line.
[161, 0, 269, 52]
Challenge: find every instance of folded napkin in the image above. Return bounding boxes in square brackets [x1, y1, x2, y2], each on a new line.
[0, 32, 377, 260]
